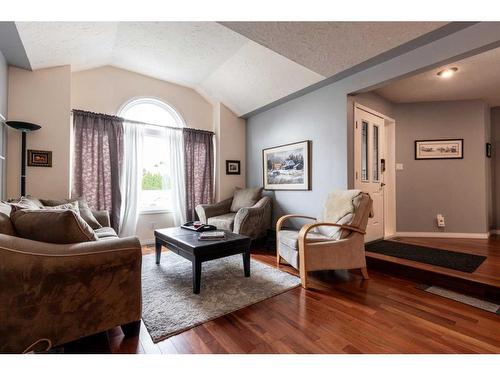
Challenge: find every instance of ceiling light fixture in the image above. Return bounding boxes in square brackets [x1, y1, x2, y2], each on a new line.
[437, 67, 458, 79]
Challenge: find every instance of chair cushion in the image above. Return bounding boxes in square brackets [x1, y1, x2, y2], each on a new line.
[230, 187, 262, 213]
[94, 227, 118, 239]
[208, 213, 237, 231]
[40, 197, 102, 230]
[278, 229, 330, 250]
[10, 209, 98, 244]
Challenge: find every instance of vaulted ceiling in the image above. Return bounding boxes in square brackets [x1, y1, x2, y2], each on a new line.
[14, 21, 449, 116]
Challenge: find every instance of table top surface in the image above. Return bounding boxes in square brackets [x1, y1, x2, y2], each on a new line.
[154, 227, 251, 250]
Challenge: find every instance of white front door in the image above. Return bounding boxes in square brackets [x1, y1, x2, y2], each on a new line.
[354, 107, 385, 242]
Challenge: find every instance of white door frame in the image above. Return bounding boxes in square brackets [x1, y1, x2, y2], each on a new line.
[354, 102, 396, 239]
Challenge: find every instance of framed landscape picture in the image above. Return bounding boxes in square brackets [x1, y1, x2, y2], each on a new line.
[262, 140, 310, 190]
[415, 139, 463, 160]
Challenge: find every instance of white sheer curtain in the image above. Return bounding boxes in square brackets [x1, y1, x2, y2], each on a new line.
[159, 126, 186, 226]
[119, 121, 144, 237]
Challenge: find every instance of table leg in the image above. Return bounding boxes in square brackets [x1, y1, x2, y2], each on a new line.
[192, 258, 202, 294]
[243, 248, 251, 277]
[155, 238, 162, 265]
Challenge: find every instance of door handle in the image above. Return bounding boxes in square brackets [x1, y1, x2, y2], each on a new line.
[380, 182, 386, 187]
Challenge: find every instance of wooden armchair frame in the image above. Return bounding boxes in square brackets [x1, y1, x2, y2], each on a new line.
[275, 194, 372, 289]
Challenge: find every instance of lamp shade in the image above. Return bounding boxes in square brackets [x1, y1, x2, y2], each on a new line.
[5, 121, 41, 132]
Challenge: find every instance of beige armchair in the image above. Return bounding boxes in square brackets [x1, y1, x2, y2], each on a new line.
[276, 191, 373, 289]
[195, 187, 272, 240]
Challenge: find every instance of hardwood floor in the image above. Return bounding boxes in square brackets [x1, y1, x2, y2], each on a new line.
[84, 238, 500, 354]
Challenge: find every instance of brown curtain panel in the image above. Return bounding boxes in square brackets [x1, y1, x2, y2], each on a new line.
[183, 128, 215, 221]
[72, 110, 124, 231]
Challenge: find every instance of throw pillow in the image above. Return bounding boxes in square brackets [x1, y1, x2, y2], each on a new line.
[9, 196, 43, 213]
[40, 197, 102, 230]
[43, 201, 81, 215]
[230, 187, 263, 213]
[10, 209, 98, 244]
[0, 212, 16, 236]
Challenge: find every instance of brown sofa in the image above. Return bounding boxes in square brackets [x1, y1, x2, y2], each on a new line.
[0, 204, 142, 353]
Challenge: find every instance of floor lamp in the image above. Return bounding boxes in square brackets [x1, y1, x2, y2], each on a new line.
[5, 121, 42, 197]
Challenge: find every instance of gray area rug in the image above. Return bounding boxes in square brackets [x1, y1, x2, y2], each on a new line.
[141, 252, 300, 343]
[416, 284, 500, 314]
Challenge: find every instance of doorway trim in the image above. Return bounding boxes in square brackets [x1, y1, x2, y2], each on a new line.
[354, 102, 396, 239]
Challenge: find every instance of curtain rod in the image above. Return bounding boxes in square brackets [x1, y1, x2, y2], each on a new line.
[71, 109, 214, 135]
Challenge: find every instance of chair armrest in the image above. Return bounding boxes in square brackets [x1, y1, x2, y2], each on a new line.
[276, 214, 317, 232]
[0, 234, 142, 353]
[195, 198, 233, 223]
[298, 222, 365, 242]
[92, 209, 111, 227]
[234, 196, 272, 236]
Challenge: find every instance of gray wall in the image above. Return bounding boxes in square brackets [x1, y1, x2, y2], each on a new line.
[491, 107, 500, 229]
[247, 84, 348, 223]
[394, 100, 490, 234]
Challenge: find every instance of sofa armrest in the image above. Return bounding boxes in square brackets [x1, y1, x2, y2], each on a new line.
[195, 198, 233, 223]
[0, 234, 142, 353]
[234, 196, 272, 239]
[92, 209, 111, 227]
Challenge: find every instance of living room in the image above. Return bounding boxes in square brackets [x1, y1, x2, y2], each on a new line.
[1, 1, 499, 373]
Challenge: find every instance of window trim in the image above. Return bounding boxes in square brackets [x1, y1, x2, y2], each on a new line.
[117, 96, 186, 128]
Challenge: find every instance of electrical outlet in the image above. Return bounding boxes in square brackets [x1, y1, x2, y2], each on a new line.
[436, 214, 445, 228]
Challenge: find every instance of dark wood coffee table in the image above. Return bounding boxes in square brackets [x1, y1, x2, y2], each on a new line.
[154, 227, 252, 294]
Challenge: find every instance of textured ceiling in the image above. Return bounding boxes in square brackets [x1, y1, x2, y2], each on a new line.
[15, 21, 451, 117]
[15, 21, 323, 116]
[220, 22, 448, 77]
[375, 46, 500, 106]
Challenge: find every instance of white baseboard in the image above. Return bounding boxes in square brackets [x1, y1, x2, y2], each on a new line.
[140, 239, 155, 246]
[395, 232, 490, 239]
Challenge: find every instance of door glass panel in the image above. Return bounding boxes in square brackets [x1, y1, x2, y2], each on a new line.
[361, 121, 368, 181]
[373, 125, 379, 182]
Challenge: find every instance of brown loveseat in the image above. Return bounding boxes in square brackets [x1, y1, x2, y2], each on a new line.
[0, 200, 142, 353]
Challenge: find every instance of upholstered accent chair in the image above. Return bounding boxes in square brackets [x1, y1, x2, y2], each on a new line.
[276, 191, 373, 289]
[195, 187, 272, 239]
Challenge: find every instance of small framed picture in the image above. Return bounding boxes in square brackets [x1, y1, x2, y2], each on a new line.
[486, 143, 492, 158]
[415, 139, 463, 160]
[27, 150, 52, 167]
[226, 160, 241, 175]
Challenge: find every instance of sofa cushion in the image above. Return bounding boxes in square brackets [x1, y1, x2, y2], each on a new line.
[43, 201, 80, 215]
[208, 213, 236, 231]
[10, 209, 98, 244]
[0, 212, 16, 236]
[278, 229, 330, 250]
[40, 197, 102, 230]
[230, 187, 262, 213]
[94, 227, 118, 239]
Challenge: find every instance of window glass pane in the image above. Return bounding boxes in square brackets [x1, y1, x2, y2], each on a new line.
[123, 102, 178, 127]
[373, 125, 379, 182]
[361, 121, 368, 181]
[140, 134, 170, 210]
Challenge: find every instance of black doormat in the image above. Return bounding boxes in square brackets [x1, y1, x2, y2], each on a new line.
[365, 240, 486, 273]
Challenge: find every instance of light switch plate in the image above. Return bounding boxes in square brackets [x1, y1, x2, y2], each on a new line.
[396, 163, 404, 170]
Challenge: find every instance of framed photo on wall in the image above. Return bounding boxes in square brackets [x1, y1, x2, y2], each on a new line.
[414, 139, 463, 160]
[27, 150, 52, 167]
[226, 160, 241, 175]
[262, 140, 310, 190]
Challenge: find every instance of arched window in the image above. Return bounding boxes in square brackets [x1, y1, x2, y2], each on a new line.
[119, 98, 184, 212]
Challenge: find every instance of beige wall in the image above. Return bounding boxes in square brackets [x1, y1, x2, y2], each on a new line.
[71, 66, 213, 131]
[7, 66, 72, 199]
[215, 103, 246, 201]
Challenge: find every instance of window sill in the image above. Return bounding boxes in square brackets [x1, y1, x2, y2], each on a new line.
[139, 209, 173, 215]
